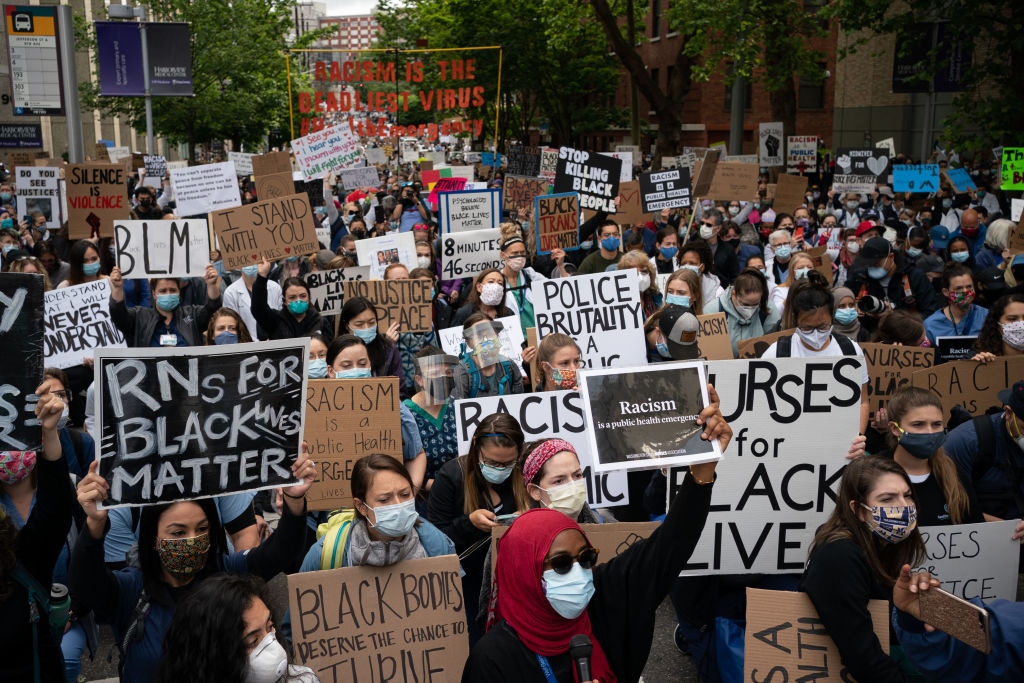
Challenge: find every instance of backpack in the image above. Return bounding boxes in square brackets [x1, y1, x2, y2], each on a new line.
[11, 565, 69, 683]
[775, 332, 856, 357]
[462, 357, 514, 398]
[316, 508, 357, 570]
[969, 414, 1024, 518]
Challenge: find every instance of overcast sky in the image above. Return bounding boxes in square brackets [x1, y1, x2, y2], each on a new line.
[322, 0, 379, 16]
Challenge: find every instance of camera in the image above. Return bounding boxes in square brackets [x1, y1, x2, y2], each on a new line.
[858, 295, 887, 315]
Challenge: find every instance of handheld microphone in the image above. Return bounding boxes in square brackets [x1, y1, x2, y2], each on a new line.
[569, 634, 593, 682]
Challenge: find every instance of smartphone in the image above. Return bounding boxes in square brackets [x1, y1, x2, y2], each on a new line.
[494, 513, 519, 524]
[919, 587, 992, 654]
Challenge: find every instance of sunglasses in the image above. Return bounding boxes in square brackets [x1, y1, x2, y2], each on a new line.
[544, 546, 600, 575]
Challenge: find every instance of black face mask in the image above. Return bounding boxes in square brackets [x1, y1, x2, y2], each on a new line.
[724, 238, 740, 250]
[138, 198, 153, 209]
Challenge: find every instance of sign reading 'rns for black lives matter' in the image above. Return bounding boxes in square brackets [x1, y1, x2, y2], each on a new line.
[95, 339, 309, 507]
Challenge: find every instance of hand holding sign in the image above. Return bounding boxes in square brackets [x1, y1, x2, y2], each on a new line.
[108, 266, 124, 297]
[78, 461, 110, 539]
[281, 442, 317, 515]
[697, 383, 732, 456]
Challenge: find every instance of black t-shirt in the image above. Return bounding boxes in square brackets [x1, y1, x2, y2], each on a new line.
[909, 472, 952, 526]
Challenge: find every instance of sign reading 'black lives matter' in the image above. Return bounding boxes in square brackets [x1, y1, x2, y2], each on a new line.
[95, 339, 309, 507]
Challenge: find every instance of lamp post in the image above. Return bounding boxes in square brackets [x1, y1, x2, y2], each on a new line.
[108, 4, 153, 154]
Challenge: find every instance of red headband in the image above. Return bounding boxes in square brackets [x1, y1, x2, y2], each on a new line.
[522, 439, 576, 485]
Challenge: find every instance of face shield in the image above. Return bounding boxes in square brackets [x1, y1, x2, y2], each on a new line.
[416, 354, 459, 405]
[464, 320, 503, 368]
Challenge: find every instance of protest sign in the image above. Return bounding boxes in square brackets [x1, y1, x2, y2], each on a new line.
[254, 172, 294, 200]
[364, 147, 387, 165]
[15, 166, 60, 229]
[935, 335, 977, 364]
[439, 228, 502, 280]
[859, 343, 935, 414]
[287, 555, 469, 682]
[758, 122, 784, 166]
[491, 521, 656, 577]
[526, 327, 540, 380]
[95, 339, 308, 507]
[501, 175, 548, 218]
[599, 151, 634, 184]
[165, 160, 188, 171]
[443, 166, 475, 182]
[113, 219, 210, 279]
[999, 147, 1023, 190]
[535, 192, 580, 254]
[1011, 198, 1023, 223]
[170, 161, 242, 216]
[786, 135, 818, 174]
[144, 154, 167, 179]
[439, 314, 525, 373]
[533, 269, 646, 369]
[106, 146, 130, 163]
[66, 163, 128, 239]
[295, 178, 324, 210]
[727, 154, 758, 164]
[696, 313, 733, 360]
[737, 330, 789, 359]
[455, 391, 629, 508]
[918, 520, 1021, 602]
[420, 150, 445, 167]
[354, 232, 417, 280]
[211, 193, 320, 270]
[581, 180, 647, 228]
[665, 357, 863, 574]
[1009, 216, 1024, 254]
[638, 168, 692, 213]
[772, 174, 808, 214]
[92, 144, 110, 162]
[438, 188, 502, 233]
[306, 266, 370, 315]
[0, 273, 45, 451]
[506, 144, 541, 176]
[291, 125, 360, 181]
[893, 164, 939, 192]
[344, 279, 433, 334]
[226, 152, 253, 176]
[304, 377, 402, 510]
[426, 177, 467, 209]
[706, 162, 759, 200]
[579, 361, 719, 473]
[802, 244, 834, 285]
[43, 280, 126, 369]
[252, 151, 292, 177]
[837, 147, 891, 182]
[745, 589, 889, 683]
[338, 166, 380, 189]
[912, 355, 1024, 416]
[481, 152, 503, 167]
[539, 147, 558, 180]
[944, 167, 975, 193]
[691, 149, 721, 198]
[876, 137, 895, 155]
[553, 147, 620, 213]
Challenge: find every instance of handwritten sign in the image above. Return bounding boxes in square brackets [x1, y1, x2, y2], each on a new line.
[43, 280, 126, 369]
[893, 164, 940, 192]
[143, 154, 167, 179]
[306, 266, 370, 315]
[696, 312, 734, 360]
[254, 172, 294, 201]
[638, 168, 691, 213]
[944, 167, 975, 193]
[427, 177, 467, 209]
[291, 125, 360, 181]
[113, 220, 210, 279]
[506, 144, 541, 176]
[918, 520, 1021, 602]
[343, 279, 433, 334]
[439, 228, 502, 280]
[15, 166, 61, 229]
[211, 193, 320, 270]
[252, 151, 292, 177]
[912, 355, 1024, 416]
[66, 163, 128, 239]
[999, 147, 1024, 191]
[338, 165, 380, 189]
[438, 314, 525, 376]
[772, 173, 808, 215]
[706, 162, 759, 200]
[860, 343, 935, 413]
[583, 180, 647, 225]
[438, 188, 501, 233]
[227, 151, 254, 176]
[0, 273, 44, 451]
[535, 192, 580, 254]
[169, 162, 242, 216]
[553, 147, 620, 213]
[501, 175, 549, 218]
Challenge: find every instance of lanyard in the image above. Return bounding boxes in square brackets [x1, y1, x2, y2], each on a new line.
[535, 654, 559, 683]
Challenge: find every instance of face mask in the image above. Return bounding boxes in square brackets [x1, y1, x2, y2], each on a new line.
[0, 193, 11, 202]
[83, 262, 102, 276]
[538, 479, 588, 518]
[774, 245, 792, 261]
[580, 240, 594, 250]
[728, 206, 740, 216]
[846, 201, 859, 211]
[682, 264, 701, 275]
[285, 256, 298, 264]
[816, 208, 828, 218]
[157, 293, 180, 311]
[699, 225, 714, 240]
[1, 243, 15, 256]
[353, 325, 377, 343]
[506, 256, 526, 272]
[246, 630, 288, 683]
[157, 532, 211, 578]
[287, 300, 309, 315]
[659, 245, 678, 259]
[542, 562, 595, 619]
[388, 221, 399, 232]
[941, 198, 952, 209]
[860, 503, 917, 544]
[242, 264, 259, 278]
[655, 336, 672, 358]
[57, 403, 70, 430]
[950, 251, 970, 263]
[835, 308, 858, 325]
[423, 374, 455, 401]
[846, 241, 861, 254]
[479, 282, 505, 306]
[365, 498, 418, 537]
[1001, 320, 1024, 351]
[977, 191, 986, 199]
[480, 461, 513, 485]
[336, 367, 372, 379]
[867, 266, 888, 280]
[666, 293, 690, 308]
[600, 235, 620, 251]
[547, 365, 578, 391]
[794, 267, 810, 280]
[894, 424, 946, 459]
[947, 289, 974, 307]
[735, 303, 759, 320]
[473, 337, 501, 366]
[906, 246, 922, 258]
[0, 450, 36, 484]
[308, 358, 328, 379]
[214, 331, 238, 345]
[796, 326, 832, 350]
[637, 273, 651, 291]
[416, 256, 431, 269]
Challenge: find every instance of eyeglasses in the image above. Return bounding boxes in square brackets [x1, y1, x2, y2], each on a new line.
[479, 454, 514, 468]
[544, 546, 600, 575]
[701, 222, 714, 228]
[797, 324, 831, 334]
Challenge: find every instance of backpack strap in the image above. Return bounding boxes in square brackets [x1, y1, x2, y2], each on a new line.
[496, 360, 513, 396]
[319, 516, 354, 570]
[776, 334, 792, 358]
[970, 414, 996, 483]
[464, 359, 482, 398]
[833, 333, 856, 355]
[118, 589, 151, 679]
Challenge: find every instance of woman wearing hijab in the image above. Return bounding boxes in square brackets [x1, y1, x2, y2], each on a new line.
[832, 286, 868, 342]
[463, 388, 732, 683]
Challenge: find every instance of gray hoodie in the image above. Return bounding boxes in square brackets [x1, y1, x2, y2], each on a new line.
[704, 285, 781, 355]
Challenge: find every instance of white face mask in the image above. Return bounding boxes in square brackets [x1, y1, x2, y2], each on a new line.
[416, 256, 431, 269]
[538, 479, 588, 518]
[1002, 320, 1024, 351]
[796, 326, 833, 351]
[699, 225, 714, 240]
[246, 631, 288, 683]
[846, 241, 861, 254]
[735, 302, 759, 320]
[506, 256, 527, 272]
[637, 272, 651, 291]
[728, 206, 740, 216]
[479, 282, 504, 306]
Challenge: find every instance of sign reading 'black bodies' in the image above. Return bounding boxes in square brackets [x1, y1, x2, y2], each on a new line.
[0, 273, 45, 451]
[553, 147, 621, 213]
[96, 340, 309, 507]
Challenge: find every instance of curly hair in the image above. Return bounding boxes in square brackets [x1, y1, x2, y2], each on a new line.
[975, 293, 1024, 355]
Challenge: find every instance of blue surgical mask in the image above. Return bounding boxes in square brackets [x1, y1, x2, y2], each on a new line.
[542, 562, 595, 619]
[353, 325, 378, 343]
[906, 246, 922, 258]
[242, 264, 259, 278]
[950, 251, 970, 263]
[0, 192, 11, 202]
[336, 367, 372, 379]
[942, 198, 952, 209]
[579, 240, 594, 250]
[600, 235, 620, 251]
[774, 245, 792, 261]
[365, 498, 418, 538]
[286, 256, 298, 263]
[659, 245, 678, 259]
[308, 358, 328, 378]
[665, 293, 690, 308]
[895, 424, 946, 460]
[655, 336, 672, 359]
[479, 462, 513, 485]
[977, 190, 986, 199]
[2, 243, 14, 255]
[834, 308, 858, 325]
[156, 293, 180, 311]
[682, 264, 701, 275]
[867, 266, 888, 279]
[287, 300, 309, 315]
[83, 261, 102, 276]
[794, 267, 810, 279]
[214, 331, 238, 345]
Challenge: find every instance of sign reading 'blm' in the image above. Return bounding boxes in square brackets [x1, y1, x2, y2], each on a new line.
[0, 273, 45, 451]
[113, 220, 211, 279]
[95, 339, 308, 507]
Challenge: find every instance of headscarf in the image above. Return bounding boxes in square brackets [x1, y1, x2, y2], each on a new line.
[522, 439, 577, 485]
[489, 508, 616, 682]
[832, 286, 860, 339]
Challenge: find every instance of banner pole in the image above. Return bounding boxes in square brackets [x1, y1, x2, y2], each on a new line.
[493, 47, 503, 153]
[285, 51, 294, 141]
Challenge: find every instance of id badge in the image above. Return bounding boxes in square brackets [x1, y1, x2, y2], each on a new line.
[159, 334, 177, 347]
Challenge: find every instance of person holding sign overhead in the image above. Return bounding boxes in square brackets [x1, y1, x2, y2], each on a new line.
[109, 264, 222, 348]
[250, 259, 334, 342]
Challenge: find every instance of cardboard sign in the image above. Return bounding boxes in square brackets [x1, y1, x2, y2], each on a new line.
[113, 219, 210, 279]
[859, 343, 935, 414]
[15, 166, 60, 228]
[438, 188, 502, 233]
[506, 144, 541, 176]
[254, 172, 294, 200]
[170, 161, 243, 216]
[893, 164, 940, 192]
[526, 327, 539, 382]
[758, 122, 784, 166]
[772, 173, 808, 214]
[304, 378, 402, 510]
[535, 192, 580, 254]
[802, 244, 834, 285]
[92, 143, 110, 162]
[912, 355, 1024, 416]
[343, 279, 433, 334]
[580, 179, 647, 227]
[919, 520, 1021, 602]
[532, 269, 647, 369]
[439, 228, 502, 280]
[999, 147, 1023, 190]
[454, 391, 629, 508]
[539, 147, 558, 180]
[66, 163, 128, 239]
[696, 312, 734, 360]
[491, 521, 656, 577]
[43, 280, 126, 369]
[786, 136, 818, 174]
[1011, 198, 1024, 223]
[427, 177, 467, 209]
[553, 147, 620, 213]
[706, 162, 759, 200]
[338, 165, 380, 189]
[745, 589, 889, 683]
[252, 151, 292, 177]
[0, 273, 45, 451]
[306, 266, 370, 315]
[736, 330, 789, 359]
[211, 193, 320, 270]
[226, 151, 254, 176]
[438, 314, 526, 375]
[501, 175, 548, 218]
[638, 168, 691, 213]
[1009, 214, 1024, 255]
[691, 149, 721, 198]
[354, 232, 417, 280]
[95, 339, 308, 507]
[944, 167, 975, 193]
[291, 125, 360, 180]
[287, 555, 469, 681]
[106, 146, 130, 163]
[935, 335, 977, 364]
[579, 361, 719, 473]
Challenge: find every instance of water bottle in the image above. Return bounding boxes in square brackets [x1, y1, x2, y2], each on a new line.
[49, 583, 71, 634]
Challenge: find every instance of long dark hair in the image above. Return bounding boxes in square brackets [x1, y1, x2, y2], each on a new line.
[67, 240, 101, 286]
[809, 456, 926, 587]
[976, 293, 1024, 355]
[463, 413, 528, 515]
[155, 574, 281, 683]
[325, 334, 368, 367]
[340, 296, 392, 373]
[138, 498, 228, 602]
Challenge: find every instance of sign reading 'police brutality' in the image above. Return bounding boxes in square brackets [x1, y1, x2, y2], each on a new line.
[43, 280, 126, 369]
[440, 228, 502, 280]
[918, 520, 1021, 602]
[0, 273, 45, 452]
[532, 269, 646, 369]
[306, 266, 370, 316]
[455, 391, 629, 508]
[553, 147, 621, 213]
[638, 168, 692, 213]
[287, 554, 469, 682]
[211, 193, 321, 270]
[535, 192, 580, 254]
[113, 220, 210, 279]
[579, 362, 720, 473]
[669, 356, 864, 574]
[95, 339, 308, 507]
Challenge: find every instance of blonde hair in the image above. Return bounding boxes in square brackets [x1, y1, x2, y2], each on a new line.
[665, 268, 703, 314]
[6, 257, 52, 291]
[617, 250, 657, 292]
[782, 253, 816, 287]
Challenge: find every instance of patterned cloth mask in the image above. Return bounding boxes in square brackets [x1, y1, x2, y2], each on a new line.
[157, 532, 211, 577]
[860, 503, 917, 543]
[0, 451, 36, 484]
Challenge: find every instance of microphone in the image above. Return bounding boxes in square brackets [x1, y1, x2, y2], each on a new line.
[569, 634, 593, 682]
